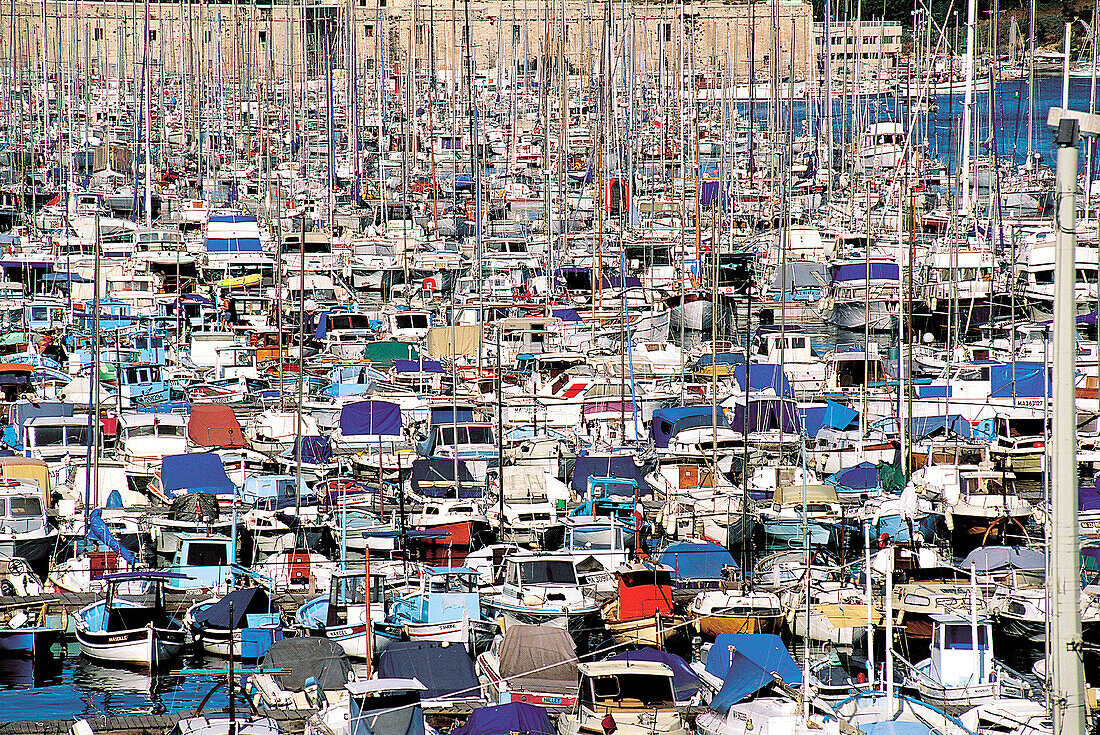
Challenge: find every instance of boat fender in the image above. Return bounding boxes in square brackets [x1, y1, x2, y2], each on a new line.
[422, 277, 438, 292]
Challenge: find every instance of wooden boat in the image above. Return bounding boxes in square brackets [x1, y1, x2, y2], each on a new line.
[73, 571, 186, 668]
[688, 587, 785, 637]
[601, 561, 685, 647]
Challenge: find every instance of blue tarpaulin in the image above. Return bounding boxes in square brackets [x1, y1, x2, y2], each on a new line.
[990, 362, 1048, 399]
[394, 359, 445, 374]
[728, 398, 801, 434]
[430, 406, 475, 426]
[650, 406, 731, 448]
[551, 309, 583, 322]
[606, 648, 700, 701]
[657, 541, 736, 585]
[732, 364, 794, 398]
[831, 262, 900, 282]
[706, 634, 802, 713]
[825, 461, 881, 494]
[314, 312, 328, 340]
[87, 508, 137, 565]
[450, 703, 554, 735]
[571, 455, 651, 497]
[871, 414, 972, 441]
[339, 400, 402, 436]
[160, 452, 235, 497]
[283, 436, 333, 464]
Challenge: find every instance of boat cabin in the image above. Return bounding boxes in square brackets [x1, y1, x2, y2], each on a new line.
[167, 533, 233, 590]
[22, 416, 93, 463]
[325, 570, 385, 627]
[927, 614, 994, 688]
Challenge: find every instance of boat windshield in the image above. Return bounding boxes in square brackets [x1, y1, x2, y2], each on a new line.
[587, 674, 675, 709]
[7, 497, 41, 518]
[569, 526, 616, 550]
[519, 560, 577, 585]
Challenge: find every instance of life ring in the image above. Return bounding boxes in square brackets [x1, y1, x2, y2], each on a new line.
[329, 478, 356, 491]
[422, 277, 438, 292]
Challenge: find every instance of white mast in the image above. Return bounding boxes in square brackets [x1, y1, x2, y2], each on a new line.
[960, 0, 976, 215]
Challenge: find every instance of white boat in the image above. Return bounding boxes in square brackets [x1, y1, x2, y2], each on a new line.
[73, 571, 187, 668]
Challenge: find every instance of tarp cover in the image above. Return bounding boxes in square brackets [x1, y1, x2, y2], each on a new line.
[831, 261, 899, 282]
[362, 341, 419, 367]
[707, 634, 802, 713]
[1082, 480, 1100, 512]
[192, 587, 270, 630]
[378, 641, 479, 701]
[606, 648, 699, 701]
[825, 462, 881, 493]
[496, 624, 578, 695]
[161, 453, 235, 496]
[281, 436, 333, 465]
[657, 541, 735, 585]
[187, 404, 247, 448]
[990, 362, 1048, 399]
[425, 325, 483, 359]
[961, 546, 1045, 573]
[728, 398, 801, 434]
[650, 407, 731, 448]
[732, 364, 794, 398]
[451, 703, 554, 735]
[410, 458, 480, 499]
[87, 508, 137, 566]
[570, 455, 650, 497]
[393, 359, 445, 374]
[339, 400, 402, 436]
[260, 636, 352, 692]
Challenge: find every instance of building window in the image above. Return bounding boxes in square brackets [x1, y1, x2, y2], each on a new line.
[662, 22, 671, 42]
[148, 29, 157, 41]
[365, 23, 374, 37]
[204, 30, 212, 42]
[513, 24, 520, 43]
[258, 29, 267, 43]
[93, 26, 104, 40]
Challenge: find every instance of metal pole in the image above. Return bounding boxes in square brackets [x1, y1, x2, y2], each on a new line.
[1051, 118, 1086, 735]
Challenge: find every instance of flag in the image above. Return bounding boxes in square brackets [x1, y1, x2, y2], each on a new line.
[46, 193, 61, 206]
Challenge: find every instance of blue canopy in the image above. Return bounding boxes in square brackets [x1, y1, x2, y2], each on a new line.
[831, 262, 899, 282]
[283, 436, 333, 465]
[551, 309, 583, 322]
[825, 461, 881, 494]
[651, 406, 731, 448]
[340, 400, 402, 436]
[733, 364, 794, 398]
[430, 406, 475, 426]
[706, 634, 802, 713]
[961, 546, 1045, 573]
[160, 452, 235, 497]
[657, 541, 735, 585]
[606, 648, 700, 700]
[728, 398, 801, 434]
[990, 362, 1048, 399]
[871, 414, 972, 441]
[394, 359, 445, 374]
[378, 641, 479, 701]
[450, 703, 554, 735]
[571, 455, 650, 497]
[87, 508, 137, 566]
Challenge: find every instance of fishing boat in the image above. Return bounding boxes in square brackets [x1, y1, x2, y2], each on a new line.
[73, 571, 187, 667]
[600, 560, 686, 647]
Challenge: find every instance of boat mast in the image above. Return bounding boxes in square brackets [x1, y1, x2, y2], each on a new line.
[959, 0, 976, 215]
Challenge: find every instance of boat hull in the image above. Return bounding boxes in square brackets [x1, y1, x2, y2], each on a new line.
[75, 625, 185, 668]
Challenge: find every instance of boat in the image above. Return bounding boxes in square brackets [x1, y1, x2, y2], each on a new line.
[600, 560, 686, 647]
[73, 571, 187, 668]
[557, 660, 689, 735]
[185, 586, 284, 658]
[477, 623, 580, 709]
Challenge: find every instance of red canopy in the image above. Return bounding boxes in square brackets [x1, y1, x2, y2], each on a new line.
[187, 404, 247, 449]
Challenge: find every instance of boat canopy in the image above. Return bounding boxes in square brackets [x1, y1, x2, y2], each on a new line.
[495, 623, 578, 695]
[411, 458, 480, 498]
[570, 455, 650, 497]
[450, 703, 554, 735]
[961, 546, 1044, 574]
[650, 406, 731, 448]
[657, 541, 736, 585]
[606, 648, 699, 701]
[161, 452, 235, 497]
[728, 398, 801, 434]
[733, 363, 794, 397]
[192, 587, 271, 630]
[362, 340, 419, 367]
[260, 636, 352, 691]
[379, 641, 479, 701]
[707, 634, 802, 713]
[339, 400, 402, 436]
[187, 404, 247, 448]
[771, 484, 839, 506]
